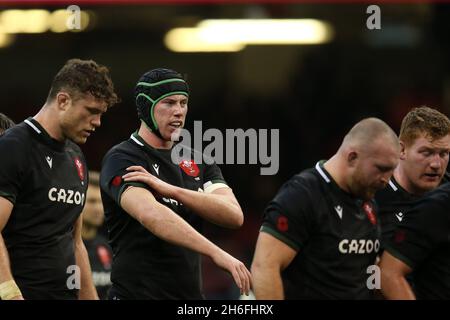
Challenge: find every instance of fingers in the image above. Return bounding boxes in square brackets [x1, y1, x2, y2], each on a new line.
[126, 166, 149, 174]
[230, 267, 243, 295]
[228, 259, 251, 296]
[122, 172, 156, 187]
[122, 172, 148, 181]
[238, 263, 251, 296]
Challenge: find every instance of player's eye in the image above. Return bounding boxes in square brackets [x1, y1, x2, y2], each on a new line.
[440, 151, 449, 158]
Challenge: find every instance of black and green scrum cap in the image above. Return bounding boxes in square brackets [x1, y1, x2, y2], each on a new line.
[135, 68, 189, 137]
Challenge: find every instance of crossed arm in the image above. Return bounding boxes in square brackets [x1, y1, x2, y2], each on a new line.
[120, 185, 251, 295]
[122, 166, 243, 228]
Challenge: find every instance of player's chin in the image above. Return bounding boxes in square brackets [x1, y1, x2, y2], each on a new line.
[168, 128, 182, 141]
[73, 135, 88, 144]
[361, 187, 377, 200]
[420, 179, 440, 191]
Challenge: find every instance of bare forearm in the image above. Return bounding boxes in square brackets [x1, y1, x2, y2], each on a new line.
[75, 242, 98, 300]
[251, 265, 284, 300]
[140, 202, 222, 259]
[381, 273, 416, 300]
[173, 187, 243, 228]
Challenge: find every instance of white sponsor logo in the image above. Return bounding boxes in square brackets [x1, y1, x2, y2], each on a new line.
[162, 197, 182, 207]
[338, 239, 380, 254]
[48, 187, 85, 205]
[46, 156, 53, 168]
[395, 212, 404, 222]
[334, 205, 343, 219]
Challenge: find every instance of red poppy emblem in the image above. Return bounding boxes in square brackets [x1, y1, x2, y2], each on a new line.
[179, 160, 200, 177]
[363, 202, 377, 225]
[111, 176, 122, 187]
[394, 230, 406, 244]
[277, 215, 289, 232]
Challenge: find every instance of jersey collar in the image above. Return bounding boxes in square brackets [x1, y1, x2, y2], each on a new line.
[24, 117, 66, 151]
[389, 176, 432, 201]
[315, 160, 365, 203]
[315, 161, 331, 183]
[129, 131, 173, 154]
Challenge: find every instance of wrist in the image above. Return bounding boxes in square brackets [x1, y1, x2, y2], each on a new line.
[0, 280, 22, 300]
[169, 185, 183, 200]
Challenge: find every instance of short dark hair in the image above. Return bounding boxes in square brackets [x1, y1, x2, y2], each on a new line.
[399, 106, 450, 146]
[0, 113, 15, 135]
[47, 59, 119, 108]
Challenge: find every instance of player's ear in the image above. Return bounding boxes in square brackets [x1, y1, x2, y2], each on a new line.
[347, 150, 358, 167]
[55, 92, 71, 111]
[399, 140, 407, 160]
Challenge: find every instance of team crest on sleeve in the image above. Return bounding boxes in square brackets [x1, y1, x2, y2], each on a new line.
[362, 202, 377, 225]
[277, 215, 289, 232]
[394, 230, 406, 244]
[111, 176, 122, 187]
[74, 157, 85, 182]
[179, 159, 200, 177]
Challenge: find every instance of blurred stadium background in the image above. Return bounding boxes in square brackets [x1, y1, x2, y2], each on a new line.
[1, 0, 449, 299]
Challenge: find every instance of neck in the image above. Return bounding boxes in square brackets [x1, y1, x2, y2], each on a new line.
[393, 166, 424, 196]
[81, 224, 97, 240]
[323, 154, 351, 193]
[138, 123, 173, 149]
[34, 103, 65, 141]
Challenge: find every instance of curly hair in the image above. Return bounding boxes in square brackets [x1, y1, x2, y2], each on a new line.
[399, 106, 450, 145]
[46, 58, 119, 108]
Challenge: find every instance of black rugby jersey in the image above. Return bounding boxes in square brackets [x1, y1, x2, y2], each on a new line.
[375, 175, 449, 249]
[386, 182, 450, 299]
[375, 177, 420, 248]
[0, 118, 88, 299]
[262, 161, 381, 299]
[100, 132, 227, 299]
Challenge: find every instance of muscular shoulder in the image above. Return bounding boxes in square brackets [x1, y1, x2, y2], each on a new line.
[0, 122, 34, 162]
[0, 122, 33, 148]
[288, 168, 324, 202]
[103, 140, 145, 163]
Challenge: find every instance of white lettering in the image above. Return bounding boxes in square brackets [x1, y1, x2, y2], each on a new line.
[366, 265, 381, 289]
[48, 187, 57, 201]
[66, 189, 74, 204]
[48, 187, 85, 206]
[66, 265, 80, 290]
[338, 239, 380, 254]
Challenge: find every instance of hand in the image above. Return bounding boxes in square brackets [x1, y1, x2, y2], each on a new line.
[122, 166, 177, 198]
[211, 250, 252, 296]
[10, 295, 24, 300]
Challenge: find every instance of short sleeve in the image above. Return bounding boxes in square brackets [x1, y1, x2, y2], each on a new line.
[261, 176, 316, 251]
[0, 134, 28, 204]
[386, 191, 448, 269]
[202, 161, 228, 194]
[100, 151, 149, 206]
